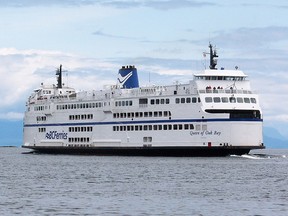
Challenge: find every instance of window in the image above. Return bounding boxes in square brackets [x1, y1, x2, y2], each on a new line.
[237, 98, 243, 103]
[244, 98, 250, 103]
[213, 97, 221, 103]
[175, 98, 180, 104]
[229, 97, 236, 103]
[251, 98, 256, 103]
[139, 98, 148, 104]
[205, 97, 213, 103]
[221, 97, 228, 103]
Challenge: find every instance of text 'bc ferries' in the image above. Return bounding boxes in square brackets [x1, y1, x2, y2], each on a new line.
[23, 44, 265, 156]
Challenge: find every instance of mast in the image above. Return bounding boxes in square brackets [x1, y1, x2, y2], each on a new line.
[209, 43, 218, 70]
[56, 64, 62, 89]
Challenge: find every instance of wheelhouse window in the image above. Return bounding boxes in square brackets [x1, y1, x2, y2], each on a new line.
[213, 97, 221, 103]
[205, 97, 213, 103]
[229, 97, 236, 103]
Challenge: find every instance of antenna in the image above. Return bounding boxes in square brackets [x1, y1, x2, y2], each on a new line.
[56, 64, 68, 88]
[56, 64, 62, 88]
[209, 43, 218, 70]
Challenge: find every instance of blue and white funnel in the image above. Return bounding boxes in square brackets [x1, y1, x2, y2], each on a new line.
[118, 65, 139, 89]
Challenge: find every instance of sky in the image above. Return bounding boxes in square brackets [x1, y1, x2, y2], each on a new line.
[0, 0, 288, 146]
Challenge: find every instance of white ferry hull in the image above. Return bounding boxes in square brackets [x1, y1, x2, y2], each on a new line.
[23, 119, 264, 156]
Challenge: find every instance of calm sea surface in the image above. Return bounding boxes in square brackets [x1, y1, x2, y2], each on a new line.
[0, 147, 287, 216]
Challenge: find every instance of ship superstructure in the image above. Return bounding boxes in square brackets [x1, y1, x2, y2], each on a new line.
[22, 45, 264, 156]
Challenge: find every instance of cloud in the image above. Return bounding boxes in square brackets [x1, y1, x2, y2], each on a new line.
[211, 26, 288, 53]
[0, 48, 118, 110]
[0, 0, 216, 10]
[92, 30, 142, 40]
[0, 0, 96, 7]
[0, 112, 23, 120]
[102, 0, 216, 10]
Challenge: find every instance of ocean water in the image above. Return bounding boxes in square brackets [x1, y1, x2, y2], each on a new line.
[0, 148, 287, 216]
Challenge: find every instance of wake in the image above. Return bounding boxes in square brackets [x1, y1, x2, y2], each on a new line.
[230, 153, 286, 159]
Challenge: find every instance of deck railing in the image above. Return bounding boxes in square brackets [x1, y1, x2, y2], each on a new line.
[198, 89, 253, 94]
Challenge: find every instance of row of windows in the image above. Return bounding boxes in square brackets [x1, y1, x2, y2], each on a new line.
[69, 127, 93, 132]
[115, 100, 133, 107]
[113, 111, 171, 119]
[175, 97, 201, 104]
[34, 106, 45, 111]
[195, 76, 245, 81]
[38, 128, 46, 133]
[68, 137, 90, 143]
[113, 124, 195, 132]
[67, 144, 91, 147]
[69, 114, 93, 120]
[150, 98, 170, 105]
[42, 90, 52, 94]
[205, 97, 256, 104]
[57, 102, 103, 110]
[36, 116, 47, 121]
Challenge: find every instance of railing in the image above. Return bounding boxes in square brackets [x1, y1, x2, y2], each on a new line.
[198, 89, 253, 94]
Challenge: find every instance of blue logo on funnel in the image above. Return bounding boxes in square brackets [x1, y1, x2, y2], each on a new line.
[118, 66, 139, 89]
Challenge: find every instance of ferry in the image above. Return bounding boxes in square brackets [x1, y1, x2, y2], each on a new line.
[22, 44, 265, 156]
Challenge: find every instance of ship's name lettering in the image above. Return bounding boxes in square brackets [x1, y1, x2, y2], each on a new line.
[46, 131, 68, 140]
[190, 130, 221, 136]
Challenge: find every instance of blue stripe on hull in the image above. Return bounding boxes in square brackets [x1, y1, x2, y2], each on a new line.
[24, 118, 263, 128]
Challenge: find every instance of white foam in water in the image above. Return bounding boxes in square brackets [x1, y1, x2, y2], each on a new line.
[230, 154, 265, 159]
[230, 153, 288, 159]
[241, 154, 264, 160]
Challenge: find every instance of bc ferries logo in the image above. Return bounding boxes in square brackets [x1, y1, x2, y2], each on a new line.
[118, 71, 133, 85]
[46, 131, 68, 140]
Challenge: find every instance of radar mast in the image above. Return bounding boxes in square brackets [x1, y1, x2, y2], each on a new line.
[56, 64, 63, 89]
[209, 43, 218, 70]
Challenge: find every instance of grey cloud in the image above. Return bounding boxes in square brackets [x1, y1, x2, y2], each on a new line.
[211, 26, 288, 49]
